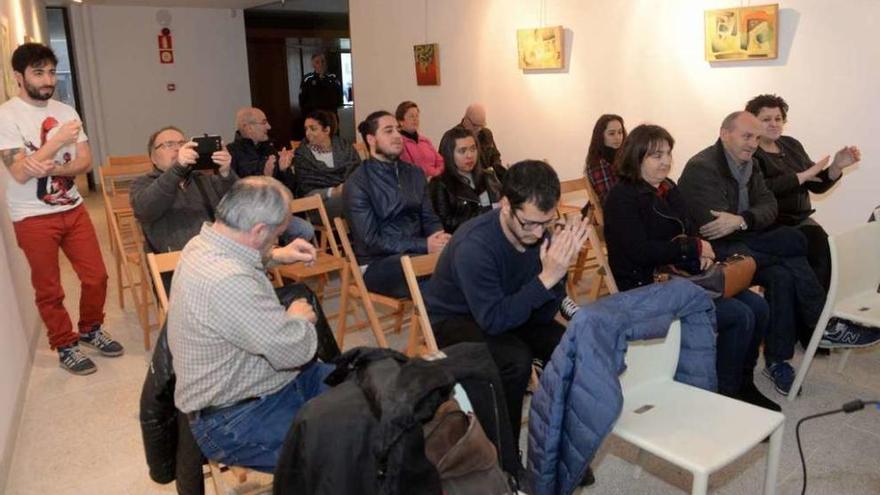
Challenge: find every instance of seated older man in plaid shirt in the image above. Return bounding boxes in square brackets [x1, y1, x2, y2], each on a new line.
[168, 176, 330, 472]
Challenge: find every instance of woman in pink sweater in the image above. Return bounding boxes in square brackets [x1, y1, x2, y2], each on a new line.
[395, 100, 443, 178]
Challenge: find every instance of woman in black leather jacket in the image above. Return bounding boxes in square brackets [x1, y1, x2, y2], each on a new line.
[428, 126, 501, 233]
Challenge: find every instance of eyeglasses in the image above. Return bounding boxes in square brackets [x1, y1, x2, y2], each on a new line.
[153, 140, 187, 151]
[512, 209, 560, 231]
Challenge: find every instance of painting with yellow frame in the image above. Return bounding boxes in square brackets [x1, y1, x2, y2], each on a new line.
[705, 4, 778, 62]
[517, 26, 564, 70]
[0, 16, 17, 102]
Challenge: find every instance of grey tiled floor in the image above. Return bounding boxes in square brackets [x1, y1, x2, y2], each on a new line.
[4, 195, 880, 494]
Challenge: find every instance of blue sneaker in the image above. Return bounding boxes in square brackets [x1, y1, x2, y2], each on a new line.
[58, 345, 97, 376]
[79, 327, 125, 357]
[820, 319, 880, 349]
[763, 361, 796, 396]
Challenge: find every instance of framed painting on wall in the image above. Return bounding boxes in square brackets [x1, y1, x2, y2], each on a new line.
[517, 25, 564, 70]
[414, 43, 440, 86]
[705, 4, 778, 62]
[0, 17, 17, 102]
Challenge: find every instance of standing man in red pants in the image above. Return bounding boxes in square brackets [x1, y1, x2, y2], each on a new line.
[0, 43, 123, 375]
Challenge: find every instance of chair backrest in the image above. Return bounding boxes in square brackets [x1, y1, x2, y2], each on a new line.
[401, 253, 441, 355]
[828, 221, 880, 303]
[353, 141, 369, 161]
[559, 177, 588, 195]
[618, 320, 681, 392]
[587, 223, 618, 294]
[100, 155, 153, 195]
[146, 251, 181, 320]
[334, 216, 368, 284]
[289, 195, 341, 257]
[582, 177, 605, 227]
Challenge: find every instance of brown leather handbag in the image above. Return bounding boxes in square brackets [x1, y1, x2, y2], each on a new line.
[655, 254, 756, 299]
[423, 399, 512, 494]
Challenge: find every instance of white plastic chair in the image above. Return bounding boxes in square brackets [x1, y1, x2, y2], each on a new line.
[790, 221, 880, 399]
[611, 321, 785, 494]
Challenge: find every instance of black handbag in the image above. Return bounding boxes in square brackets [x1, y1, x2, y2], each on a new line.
[274, 283, 341, 363]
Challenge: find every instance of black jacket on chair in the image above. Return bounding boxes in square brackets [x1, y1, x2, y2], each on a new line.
[273, 343, 518, 495]
[603, 179, 702, 291]
[342, 158, 443, 265]
[428, 171, 501, 233]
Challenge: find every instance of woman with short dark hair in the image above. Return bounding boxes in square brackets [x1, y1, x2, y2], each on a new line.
[396, 100, 443, 178]
[603, 124, 778, 411]
[293, 110, 361, 219]
[745, 93, 860, 292]
[428, 126, 501, 233]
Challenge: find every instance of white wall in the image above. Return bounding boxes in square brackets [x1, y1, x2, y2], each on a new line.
[350, 0, 880, 235]
[69, 4, 251, 160]
[0, 1, 49, 489]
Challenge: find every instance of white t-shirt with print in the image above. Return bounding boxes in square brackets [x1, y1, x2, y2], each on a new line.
[0, 96, 88, 221]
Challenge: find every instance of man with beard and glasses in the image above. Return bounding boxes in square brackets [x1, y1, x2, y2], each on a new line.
[343, 110, 450, 298]
[0, 43, 123, 376]
[422, 160, 589, 452]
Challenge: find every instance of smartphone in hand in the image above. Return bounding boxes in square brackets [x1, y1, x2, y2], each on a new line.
[191, 134, 222, 171]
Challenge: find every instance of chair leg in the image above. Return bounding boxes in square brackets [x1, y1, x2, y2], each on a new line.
[405, 312, 420, 356]
[789, 314, 831, 401]
[392, 305, 405, 334]
[836, 349, 853, 373]
[334, 268, 351, 349]
[116, 255, 125, 309]
[691, 471, 709, 495]
[763, 425, 783, 495]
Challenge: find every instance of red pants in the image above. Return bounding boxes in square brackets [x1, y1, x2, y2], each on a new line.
[13, 204, 108, 349]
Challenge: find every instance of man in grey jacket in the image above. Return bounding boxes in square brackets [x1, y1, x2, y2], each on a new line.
[130, 126, 236, 289]
[678, 111, 825, 397]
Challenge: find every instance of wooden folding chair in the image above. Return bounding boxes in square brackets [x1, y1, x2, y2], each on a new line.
[104, 195, 154, 349]
[145, 251, 180, 329]
[334, 217, 415, 349]
[557, 177, 590, 216]
[400, 253, 442, 357]
[274, 196, 351, 344]
[353, 141, 369, 161]
[97, 156, 152, 256]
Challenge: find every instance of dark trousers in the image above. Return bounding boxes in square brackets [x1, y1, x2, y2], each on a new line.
[714, 290, 768, 395]
[363, 254, 410, 299]
[798, 222, 831, 295]
[752, 264, 800, 365]
[433, 315, 566, 446]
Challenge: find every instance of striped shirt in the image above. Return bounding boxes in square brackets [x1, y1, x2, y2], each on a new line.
[168, 223, 317, 413]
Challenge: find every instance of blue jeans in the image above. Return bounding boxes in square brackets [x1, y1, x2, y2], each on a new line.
[282, 216, 316, 243]
[189, 362, 333, 472]
[714, 290, 769, 395]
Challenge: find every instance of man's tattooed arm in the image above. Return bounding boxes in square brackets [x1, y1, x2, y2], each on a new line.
[0, 147, 22, 168]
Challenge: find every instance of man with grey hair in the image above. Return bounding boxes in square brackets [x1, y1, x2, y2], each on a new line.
[167, 176, 330, 472]
[679, 111, 826, 397]
[228, 106, 314, 243]
[455, 103, 507, 181]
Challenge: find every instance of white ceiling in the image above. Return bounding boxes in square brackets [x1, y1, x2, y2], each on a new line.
[62, 0, 348, 11]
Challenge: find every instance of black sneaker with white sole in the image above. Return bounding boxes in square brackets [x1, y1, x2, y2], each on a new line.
[58, 344, 97, 375]
[79, 327, 125, 357]
[560, 296, 580, 321]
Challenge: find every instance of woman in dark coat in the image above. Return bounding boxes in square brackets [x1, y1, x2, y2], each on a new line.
[603, 124, 778, 410]
[746, 94, 861, 293]
[428, 126, 501, 233]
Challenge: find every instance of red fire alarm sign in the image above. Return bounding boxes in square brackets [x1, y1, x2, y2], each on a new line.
[158, 28, 174, 64]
